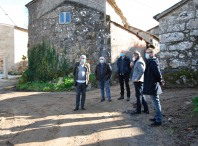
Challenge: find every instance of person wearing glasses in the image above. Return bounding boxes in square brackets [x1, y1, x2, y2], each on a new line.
[143, 48, 165, 126]
[95, 57, 112, 102]
[73, 55, 91, 111]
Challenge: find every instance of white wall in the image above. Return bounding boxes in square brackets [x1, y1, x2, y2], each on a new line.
[0, 24, 15, 71]
[14, 28, 28, 64]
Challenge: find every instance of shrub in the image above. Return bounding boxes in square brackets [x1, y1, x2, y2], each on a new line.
[192, 96, 198, 116]
[89, 73, 98, 88]
[22, 39, 72, 83]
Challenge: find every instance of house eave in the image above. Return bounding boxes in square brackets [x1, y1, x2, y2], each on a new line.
[26, 0, 39, 8]
[153, 0, 189, 21]
[111, 21, 155, 48]
[14, 26, 28, 32]
[146, 25, 159, 32]
[128, 25, 159, 40]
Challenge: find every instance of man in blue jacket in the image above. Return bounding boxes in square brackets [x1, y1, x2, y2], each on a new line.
[143, 48, 165, 126]
[117, 50, 131, 101]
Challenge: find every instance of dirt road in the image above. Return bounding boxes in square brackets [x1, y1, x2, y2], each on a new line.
[0, 83, 198, 146]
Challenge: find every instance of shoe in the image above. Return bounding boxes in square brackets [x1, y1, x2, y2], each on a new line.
[126, 97, 130, 101]
[101, 98, 105, 102]
[81, 107, 86, 110]
[142, 110, 149, 114]
[150, 118, 156, 121]
[74, 107, 79, 111]
[131, 110, 141, 115]
[108, 99, 112, 102]
[118, 96, 124, 100]
[150, 121, 161, 126]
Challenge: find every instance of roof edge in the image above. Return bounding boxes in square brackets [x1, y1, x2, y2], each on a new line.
[14, 26, 28, 32]
[25, 0, 39, 8]
[153, 0, 189, 21]
[111, 21, 155, 48]
[129, 25, 159, 40]
[0, 23, 16, 27]
[146, 25, 159, 32]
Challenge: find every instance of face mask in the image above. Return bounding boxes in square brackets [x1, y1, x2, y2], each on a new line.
[82, 59, 86, 63]
[100, 60, 104, 63]
[132, 57, 136, 61]
[120, 53, 124, 57]
[145, 53, 150, 59]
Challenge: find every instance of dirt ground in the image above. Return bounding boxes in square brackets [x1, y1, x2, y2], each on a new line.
[0, 83, 198, 146]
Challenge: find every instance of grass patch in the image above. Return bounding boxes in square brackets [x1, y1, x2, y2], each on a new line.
[192, 96, 198, 116]
[16, 76, 74, 92]
[168, 128, 174, 134]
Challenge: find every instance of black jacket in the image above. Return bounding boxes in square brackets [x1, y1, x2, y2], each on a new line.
[117, 56, 131, 74]
[95, 63, 112, 81]
[143, 57, 162, 95]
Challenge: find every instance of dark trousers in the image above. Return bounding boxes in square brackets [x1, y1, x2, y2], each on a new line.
[134, 82, 148, 112]
[76, 82, 86, 108]
[119, 74, 130, 97]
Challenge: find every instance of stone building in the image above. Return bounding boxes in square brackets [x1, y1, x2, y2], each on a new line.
[153, 0, 198, 74]
[26, 0, 152, 73]
[128, 26, 160, 53]
[146, 25, 159, 37]
[0, 23, 28, 73]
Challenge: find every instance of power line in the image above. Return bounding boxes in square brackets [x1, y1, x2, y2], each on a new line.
[0, 6, 17, 26]
[131, 0, 161, 11]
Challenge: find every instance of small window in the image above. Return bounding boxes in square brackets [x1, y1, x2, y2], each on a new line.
[59, 12, 71, 24]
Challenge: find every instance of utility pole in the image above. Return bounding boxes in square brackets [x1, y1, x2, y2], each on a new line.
[4, 57, 8, 79]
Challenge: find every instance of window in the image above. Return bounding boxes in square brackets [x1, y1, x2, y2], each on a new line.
[59, 12, 71, 24]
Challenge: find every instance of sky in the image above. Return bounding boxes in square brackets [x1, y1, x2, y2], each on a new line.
[0, 0, 181, 30]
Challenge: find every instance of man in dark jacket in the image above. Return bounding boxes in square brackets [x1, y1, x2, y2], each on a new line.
[117, 50, 131, 101]
[73, 55, 91, 111]
[143, 48, 165, 126]
[95, 57, 112, 102]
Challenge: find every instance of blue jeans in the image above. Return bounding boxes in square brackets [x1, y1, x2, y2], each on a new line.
[150, 95, 162, 123]
[76, 82, 86, 108]
[134, 82, 148, 112]
[98, 79, 111, 99]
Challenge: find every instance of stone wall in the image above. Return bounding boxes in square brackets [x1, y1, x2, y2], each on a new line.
[147, 25, 159, 37]
[26, 0, 105, 22]
[110, 22, 147, 73]
[28, 1, 110, 72]
[158, 0, 198, 74]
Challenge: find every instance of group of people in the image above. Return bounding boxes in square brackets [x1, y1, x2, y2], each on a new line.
[73, 48, 165, 127]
